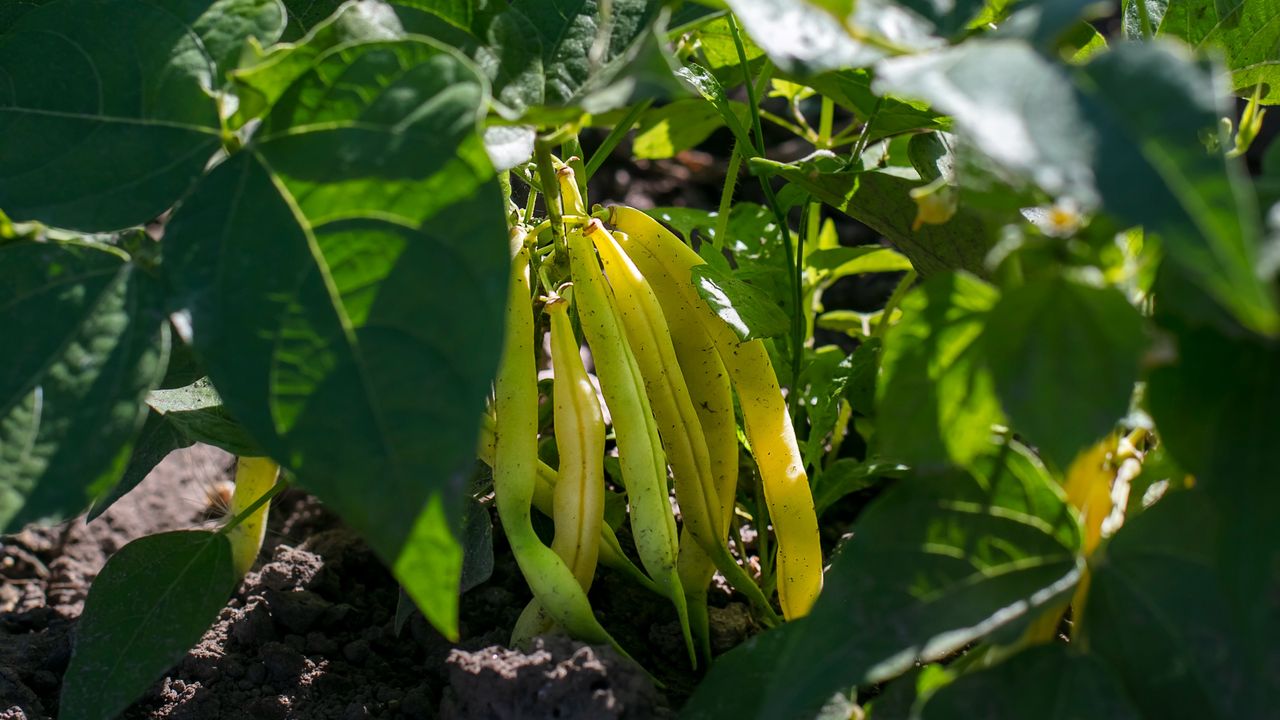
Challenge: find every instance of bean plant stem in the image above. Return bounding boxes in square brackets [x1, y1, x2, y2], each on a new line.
[713, 140, 744, 250]
[585, 99, 653, 181]
[873, 269, 917, 339]
[534, 138, 567, 252]
[726, 13, 805, 428]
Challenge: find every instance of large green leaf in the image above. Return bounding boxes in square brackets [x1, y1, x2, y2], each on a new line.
[0, 0, 231, 230]
[981, 275, 1147, 469]
[691, 264, 791, 342]
[876, 272, 1003, 469]
[85, 410, 194, 522]
[919, 644, 1142, 719]
[146, 379, 263, 456]
[876, 40, 1278, 334]
[1082, 489, 1278, 718]
[721, 0, 941, 75]
[165, 39, 508, 638]
[0, 242, 168, 532]
[1158, 0, 1280, 104]
[754, 159, 997, 277]
[60, 531, 238, 720]
[460, 0, 679, 118]
[1146, 321, 1280, 497]
[802, 68, 950, 140]
[231, 0, 405, 126]
[682, 449, 1082, 720]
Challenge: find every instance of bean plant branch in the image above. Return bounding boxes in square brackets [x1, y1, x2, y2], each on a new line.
[727, 13, 806, 427]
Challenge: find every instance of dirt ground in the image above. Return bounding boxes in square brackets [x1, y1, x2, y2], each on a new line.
[0, 443, 768, 719]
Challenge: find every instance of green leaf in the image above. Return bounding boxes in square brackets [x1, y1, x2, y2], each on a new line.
[499, 0, 680, 117]
[231, 1, 406, 126]
[165, 39, 507, 639]
[1158, 0, 1280, 104]
[721, 0, 940, 75]
[85, 410, 194, 522]
[691, 264, 791, 342]
[799, 347, 856, 468]
[754, 160, 997, 277]
[0, 242, 169, 532]
[633, 98, 742, 159]
[0, 0, 226, 230]
[802, 69, 950, 140]
[981, 276, 1147, 469]
[194, 0, 288, 82]
[1082, 489, 1278, 718]
[59, 531, 238, 720]
[807, 246, 913, 278]
[1146, 322, 1280, 497]
[682, 452, 1082, 720]
[875, 40, 1279, 334]
[147, 379, 263, 456]
[281, 0, 347, 39]
[876, 272, 1003, 469]
[811, 457, 907, 516]
[919, 645, 1142, 719]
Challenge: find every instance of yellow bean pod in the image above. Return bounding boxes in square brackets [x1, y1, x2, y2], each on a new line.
[493, 234, 627, 655]
[567, 224, 695, 664]
[607, 205, 824, 619]
[226, 457, 279, 577]
[547, 293, 606, 590]
[588, 222, 779, 635]
[477, 415, 661, 596]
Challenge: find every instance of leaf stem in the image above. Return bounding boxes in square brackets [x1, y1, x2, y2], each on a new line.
[585, 99, 653, 181]
[534, 137, 567, 252]
[727, 13, 805, 425]
[713, 139, 744, 250]
[873, 269, 917, 338]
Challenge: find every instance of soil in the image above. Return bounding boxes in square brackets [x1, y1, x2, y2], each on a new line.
[0, 445, 760, 720]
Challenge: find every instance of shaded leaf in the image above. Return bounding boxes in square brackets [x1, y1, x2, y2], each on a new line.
[982, 276, 1147, 469]
[86, 410, 194, 522]
[1082, 489, 1278, 718]
[754, 159, 998, 277]
[875, 272, 1002, 469]
[920, 644, 1142, 719]
[683, 453, 1081, 719]
[0, 242, 168, 531]
[1146, 321, 1280, 498]
[60, 531, 238, 720]
[0, 0, 224, 230]
[1158, 0, 1280, 104]
[166, 39, 507, 638]
[876, 40, 1278, 333]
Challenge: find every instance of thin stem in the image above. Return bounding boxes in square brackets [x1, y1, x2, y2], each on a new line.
[851, 97, 884, 161]
[585, 99, 653, 181]
[728, 13, 805, 425]
[790, 97, 818, 140]
[523, 187, 540, 225]
[713, 140, 744, 250]
[218, 476, 288, 535]
[534, 138, 566, 252]
[818, 96, 835, 148]
[758, 108, 809, 139]
[873, 269, 917, 338]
